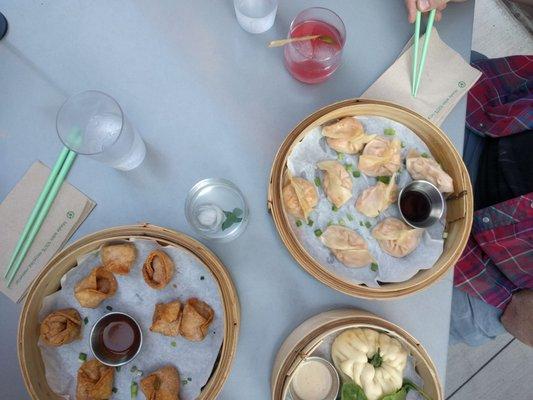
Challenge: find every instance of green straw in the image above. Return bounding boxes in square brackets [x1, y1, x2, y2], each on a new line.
[414, 9, 436, 97]
[4, 147, 70, 279]
[6, 150, 77, 287]
[412, 11, 421, 96]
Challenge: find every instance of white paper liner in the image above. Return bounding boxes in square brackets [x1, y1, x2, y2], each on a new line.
[38, 238, 224, 400]
[286, 116, 446, 287]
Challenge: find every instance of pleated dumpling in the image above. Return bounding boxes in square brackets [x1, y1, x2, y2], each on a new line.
[356, 174, 399, 218]
[317, 160, 353, 208]
[406, 150, 454, 193]
[282, 175, 318, 220]
[358, 137, 402, 177]
[320, 225, 374, 268]
[322, 117, 376, 154]
[371, 217, 423, 258]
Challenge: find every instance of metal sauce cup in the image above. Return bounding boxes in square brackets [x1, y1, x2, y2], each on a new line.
[398, 180, 444, 228]
[289, 356, 340, 400]
[90, 312, 143, 367]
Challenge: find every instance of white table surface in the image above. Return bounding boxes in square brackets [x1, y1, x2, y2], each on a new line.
[0, 1, 475, 398]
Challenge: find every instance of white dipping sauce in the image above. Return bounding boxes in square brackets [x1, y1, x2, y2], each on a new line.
[292, 359, 333, 400]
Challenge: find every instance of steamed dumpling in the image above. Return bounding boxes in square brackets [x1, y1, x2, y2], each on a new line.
[320, 225, 374, 268]
[358, 137, 402, 177]
[317, 160, 353, 208]
[406, 150, 454, 193]
[371, 218, 423, 258]
[282, 175, 318, 220]
[356, 174, 399, 218]
[322, 117, 376, 154]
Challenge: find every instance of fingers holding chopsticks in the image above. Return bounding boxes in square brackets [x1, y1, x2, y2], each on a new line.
[405, 0, 448, 23]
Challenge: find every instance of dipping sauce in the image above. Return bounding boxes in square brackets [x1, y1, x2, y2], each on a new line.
[91, 312, 142, 366]
[399, 190, 431, 223]
[292, 359, 334, 400]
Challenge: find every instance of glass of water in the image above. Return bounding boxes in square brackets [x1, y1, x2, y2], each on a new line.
[234, 0, 278, 34]
[56, 90, 146, 170]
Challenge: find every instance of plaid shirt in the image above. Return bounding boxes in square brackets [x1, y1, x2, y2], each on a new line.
[454, 56, 533, 309]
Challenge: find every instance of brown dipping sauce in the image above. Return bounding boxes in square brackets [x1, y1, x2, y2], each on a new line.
[400, 190, 431, 223]
[95, 313, 141, 362]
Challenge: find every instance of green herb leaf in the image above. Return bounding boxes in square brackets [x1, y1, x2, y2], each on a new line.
[364, 221, 372, 229]
[182, 380, 189, 385]
[341, 382, 368, 400]
[402, 379, 433, 400]
[314, 177, 321, 187]
[346, 213, 354, 221]
[352, 170, 361, 178]
[376, 176, 391, 184]
[233, 207, 243, 217]
[307, 219, 314, 227]
[345, 164, 354, 172]
[359, 221, 364, 226]
[296, 220, 303, 227]
[370, 262, 379, 272]
[332, 204, 339, 212]
[314, 229, 323, 237]
[337, 152, 345, 161]
[401, 141, 406, 148]
[380, 387, 408, 400]
[171, 341, 177, 347]
[130, 382, 138, 398]
[83, 317, 89, 325]
[384, 127, 396, 136]
[421, 152, 429, 158]
[221, 208, 243, 231]
[78, 352, 87, 362]
[368, 347, 383, 368]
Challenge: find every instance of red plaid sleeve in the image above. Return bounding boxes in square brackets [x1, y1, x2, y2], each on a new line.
[454, 193, 533, 309]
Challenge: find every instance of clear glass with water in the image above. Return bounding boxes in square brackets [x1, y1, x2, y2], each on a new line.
[234, 0, 278, 34]
[56, 90, 146, 170]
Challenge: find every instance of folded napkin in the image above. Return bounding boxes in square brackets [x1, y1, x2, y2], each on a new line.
[0, 161, 95, 302]
[363, 28, 481, 127]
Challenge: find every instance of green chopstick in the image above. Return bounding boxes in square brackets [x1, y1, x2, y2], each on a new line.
[4, 147, 70, 279]
[6, 149, 77, 287]
[411, 11, 421, 96]
[413, 9, 436, 97]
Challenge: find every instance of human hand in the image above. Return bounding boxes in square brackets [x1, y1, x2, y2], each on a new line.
[404, 0, 448, 23]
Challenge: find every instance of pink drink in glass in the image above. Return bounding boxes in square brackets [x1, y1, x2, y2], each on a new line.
[284, 8, 346, 84]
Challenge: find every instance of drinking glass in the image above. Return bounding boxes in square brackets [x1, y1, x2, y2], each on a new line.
[284, 7, 346, 84]
[56, 90, 146, 170]
[234, 0, 278, 34]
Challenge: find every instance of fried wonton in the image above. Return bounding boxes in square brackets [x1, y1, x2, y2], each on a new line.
[140, 365, 180, 400]
[150, 300, 182, 337]
[142, 250, 174, 290]
[179, 298, 214, 342]
[40, 308, 82, 347]
[74, 266, 117, 308]
[76, 359, 114, 400]
[101, 242, 137, 275]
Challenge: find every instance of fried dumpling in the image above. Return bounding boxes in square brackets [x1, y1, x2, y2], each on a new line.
[372, 217, 423, 258]
[74, 267, 117, 308]
[40, 308, 82, 346]
[143, 250, 174, 290]
[322, 117, 376, 154]
[101, 242, 137, 275]
[179, 298, 214, 341]
[320, 225, 374, 268]
[76, 359, 114, 400]
[355, 174, 399, 218]
[317, 160, 353, 208]
[140, 365, 180, 400]
[282, 175, 318, 220]
[406, 150, 454, 193]
[358, 137, 402, 177]
[150, 300, 182, 337]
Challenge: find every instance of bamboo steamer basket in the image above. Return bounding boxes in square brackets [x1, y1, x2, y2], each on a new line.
[268, 99, 473, 299]
[18, 224, 240, 400]
[271, 309, 442, 400]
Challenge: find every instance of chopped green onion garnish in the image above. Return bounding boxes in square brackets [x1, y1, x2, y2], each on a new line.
[171, 341, 177, 347]
[307, 219, 314, 227]
[359, 221, 364, 226]
[384, 127, 396, 136]
[345, 164, 354, 172]
[327, 220, 334, 227]
[130, 382, 138, 398]
[116, 366, 121, 372]
[200, 275, 205, 280]
[370, 262, 379, 272]
[443, 232, 448, 239]
[296, 220, 303, 227]
[314, 229, 323, 237]
[352, 170, 361, 178]
[314, 177, 321, 187]
[83, 317, 89, 325]
[182, 380, 189, 385]
[376, 176, 391, 184]
[332, 205, 338, 212]
[346, 213, 354, 221]
[187, 377, 192, 382]
[112, 387, 118, 393]
[364, 221, 372, 229]
[401, 141, 406, 148]
[106, 305, 113, 311]
[78, 352, 87, 362]
[338, 219, 346, 226]
[130, 366, 138, 373]
[337, 152, 345, 161]
[421, 152, 429, 158]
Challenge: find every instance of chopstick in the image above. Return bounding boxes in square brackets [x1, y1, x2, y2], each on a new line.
[5, 147, 77, 287]
[412, 9, 436, 97]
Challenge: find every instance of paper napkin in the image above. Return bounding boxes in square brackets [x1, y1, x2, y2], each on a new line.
[0, 161, 95, 302]
[362, 28, 481, 126]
